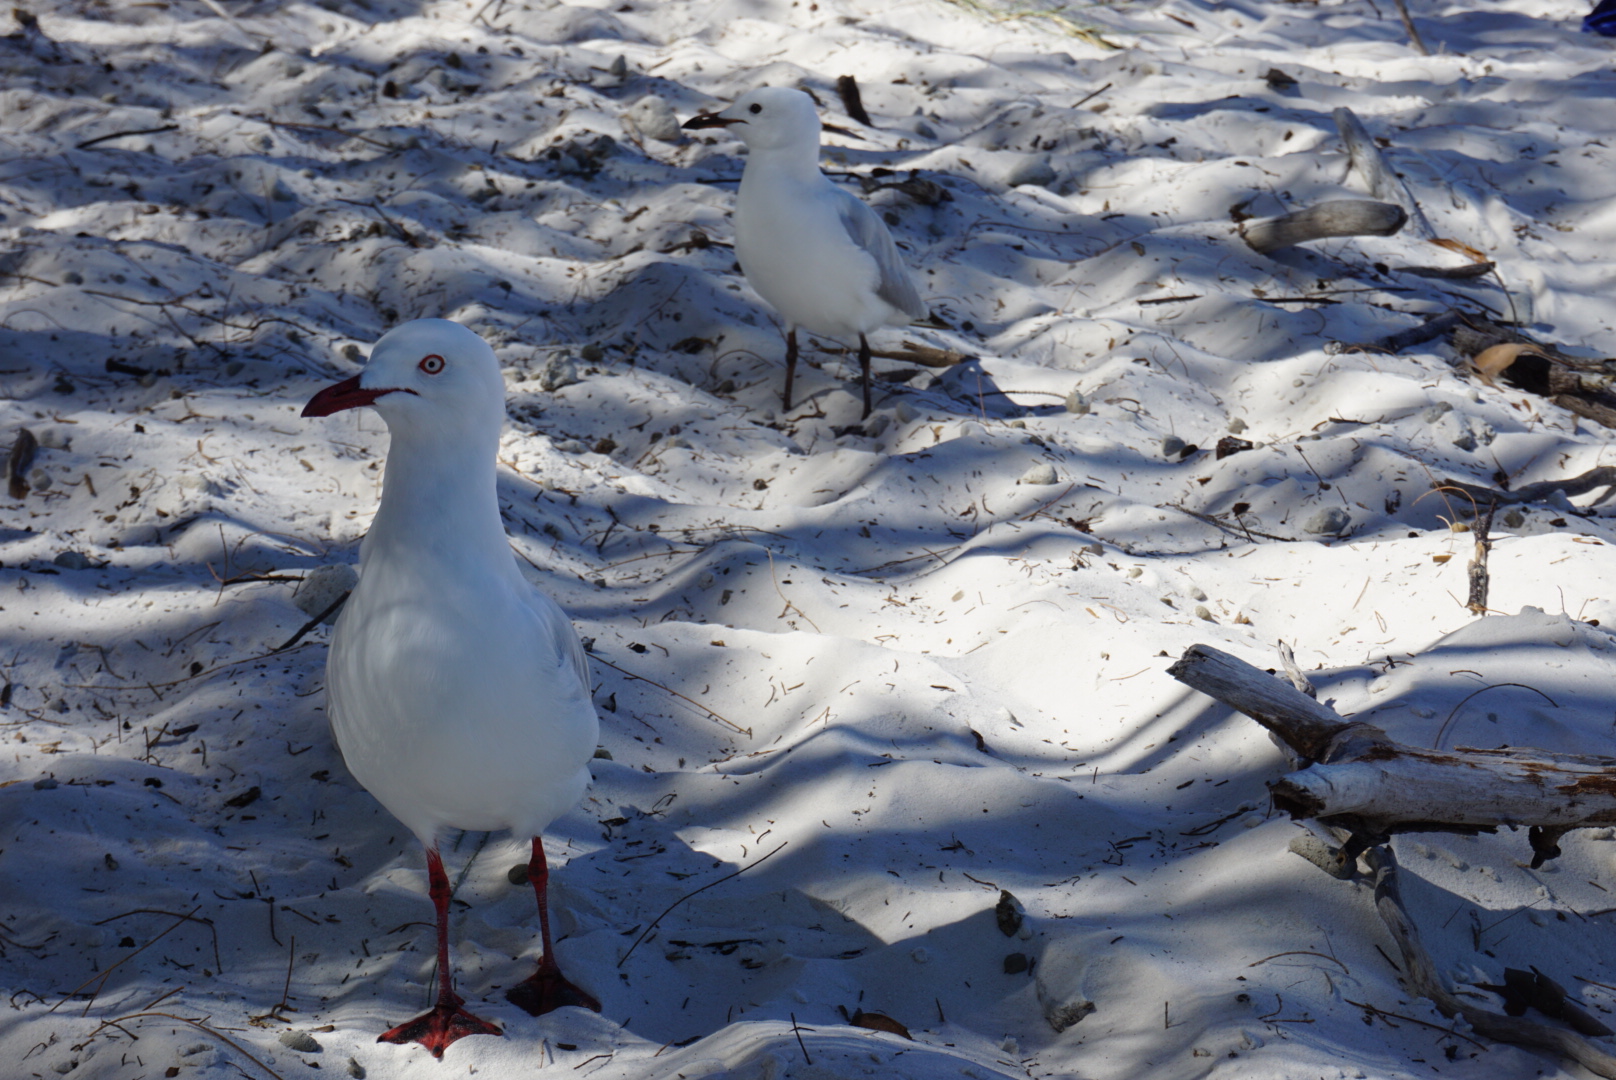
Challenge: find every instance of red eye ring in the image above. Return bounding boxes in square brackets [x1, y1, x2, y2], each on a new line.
[419, 354, 445, 374]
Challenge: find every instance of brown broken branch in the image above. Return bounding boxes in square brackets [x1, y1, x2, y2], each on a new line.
[1465, 500, 1496, 614]
[1449, 315, 1616, 429]
[868, 340, 971, 368]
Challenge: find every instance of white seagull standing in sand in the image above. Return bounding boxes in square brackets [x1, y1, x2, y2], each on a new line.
[303, 319, 600, 1058]
[684, 86, 927, 418]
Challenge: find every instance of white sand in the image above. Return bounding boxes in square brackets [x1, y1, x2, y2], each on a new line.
[4, 1, 1616, 1077]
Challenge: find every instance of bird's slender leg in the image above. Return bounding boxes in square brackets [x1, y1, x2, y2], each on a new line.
[506, 837, 602, 1016]
[782, 327, 799, 412]
[858, 333, 873, 419]
[378, 847, 502, 1058]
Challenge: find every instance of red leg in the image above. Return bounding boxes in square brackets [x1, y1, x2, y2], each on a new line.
[782, 328, 798, 412]
[858, 333, 872, 419]
[378, 847, 502, 1058]
[506, 837, 601, 1016]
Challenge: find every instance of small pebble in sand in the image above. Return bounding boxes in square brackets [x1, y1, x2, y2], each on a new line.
[296, 564, 358, 623]
[53, 551, 89, 570]
[279, 1031, 322, 1053]
[538, 354, 582, 392]
[1161, 435, 1184, 458]
[1020, 462, 1058, 485]
[1303, 507, 1350, 535]
[628, 95, 682, 141]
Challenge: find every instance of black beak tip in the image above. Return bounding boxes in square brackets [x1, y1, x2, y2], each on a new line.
[682, 114, 736, 131]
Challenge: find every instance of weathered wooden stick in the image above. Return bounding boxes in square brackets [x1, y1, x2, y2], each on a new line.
[836, 75, 873, 127]
[1394, 260, 1495, 279]
[1465, 501, 1496, 614]
[1436, 465, 1616, 509]
[1326, 311, 1461, 356]
[1244, 200, 1406, 255]
[1165, 645, 1351, 760]
[1335, 107, 1435, 238]
[869, 341, 971, 368]
[1367, 846, 1616, 1079]
[6, 426, 37, 500]
[1168, 644, 1616, 855]
[1389, 0, 1431, 55]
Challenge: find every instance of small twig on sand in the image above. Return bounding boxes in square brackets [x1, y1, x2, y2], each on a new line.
[250, 935, 298, 1023]
[75, 125, 179, 151]
[1390, 0, 1431, 55]
[87, 1011, 285, 1080]
[618, 842, 788, 966]
[273, 592, 349, 653]
[791, 1013, 814, 1064]
[588, 653, 749, 736]
[53, 907, 205, 1014]
[93, 908, 222, 974]
[337, 199, 419, 247]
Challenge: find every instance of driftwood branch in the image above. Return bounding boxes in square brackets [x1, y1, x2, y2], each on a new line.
[1367, 846, 1616, 1078]
[1167, 644, 1616, 861]
[1326, 311, 1461, 356]
[1243, 200, 1406, 255]
[1335, 107, 1434, 238]
[1178, 643, 1616, 1075]
[1436, 466, 1616, 510]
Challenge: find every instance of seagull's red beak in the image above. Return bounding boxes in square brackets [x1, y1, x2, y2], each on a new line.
[682, 113, 741, 130]
[302, 375, 395, 417]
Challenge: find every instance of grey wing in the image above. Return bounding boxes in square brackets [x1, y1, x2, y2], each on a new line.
[521, 583, 593, 693]
[833, 186, 928, 321]
[562, 625, 591, 691]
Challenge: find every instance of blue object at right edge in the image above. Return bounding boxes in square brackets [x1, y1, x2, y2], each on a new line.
[1586, 0, 1616, 35]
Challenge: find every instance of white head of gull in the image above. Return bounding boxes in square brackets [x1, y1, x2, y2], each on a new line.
[683, 86, 927, 418]
[303, 318, 600, 1058]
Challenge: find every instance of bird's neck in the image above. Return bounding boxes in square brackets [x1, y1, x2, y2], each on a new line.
[365, 430, 516, 574]
[744, 144, 824, 185]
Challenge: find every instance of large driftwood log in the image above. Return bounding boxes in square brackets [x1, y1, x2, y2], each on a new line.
[1243, 200, 1406, 255]
[1167, 644, 1616, 863]
[1171, 643, 1616, 1076]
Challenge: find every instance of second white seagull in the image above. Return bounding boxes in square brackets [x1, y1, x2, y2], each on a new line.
[684, 86, 927, 418]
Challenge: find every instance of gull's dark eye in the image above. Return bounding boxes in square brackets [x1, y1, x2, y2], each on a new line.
[749, 103, 762, 114]
[419, 354, 445, 374]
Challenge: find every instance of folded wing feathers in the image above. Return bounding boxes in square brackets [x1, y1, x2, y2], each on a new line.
[834, 187, 928, 322]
